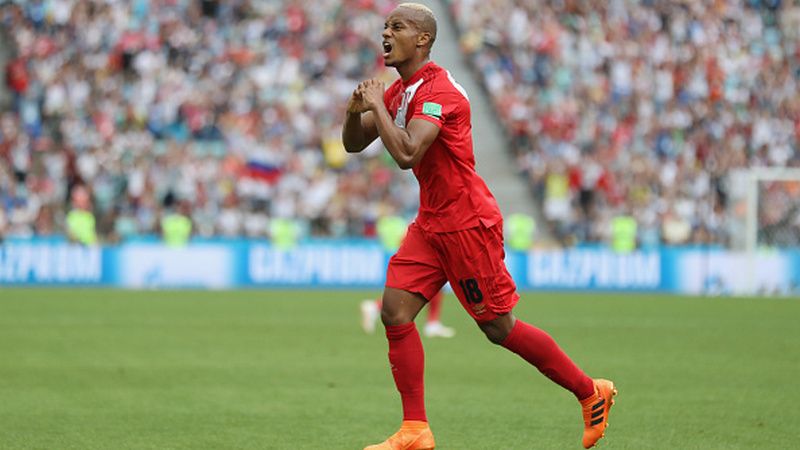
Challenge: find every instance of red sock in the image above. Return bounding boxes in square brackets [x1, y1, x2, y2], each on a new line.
[426, 291, 443, 323]
[386, 323, 427, 422]
[501, 320, 594, 400]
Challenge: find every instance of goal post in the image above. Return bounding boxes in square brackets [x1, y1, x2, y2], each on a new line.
[723, 168, 800, 295]
[738, 168, 800, 253]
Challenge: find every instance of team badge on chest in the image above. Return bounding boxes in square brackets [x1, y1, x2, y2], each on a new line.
[392, 78, 425, 129]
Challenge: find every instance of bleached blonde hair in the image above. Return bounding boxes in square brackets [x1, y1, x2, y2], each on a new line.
[398, 3, 434, 15]
[396, 2, 437, 49]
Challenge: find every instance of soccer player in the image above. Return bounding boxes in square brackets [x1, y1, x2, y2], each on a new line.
[342, 3, 616, 450]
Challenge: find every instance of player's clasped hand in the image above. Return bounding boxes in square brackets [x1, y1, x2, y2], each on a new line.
[347, 79, 385, 115]
[357, 79, 385, 112]
[348, 79, 385, 114]
[347, 88, 369, 114]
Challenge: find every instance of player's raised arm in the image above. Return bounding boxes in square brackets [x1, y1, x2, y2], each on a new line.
[360, 79, 439, 170]
[342, 86, 380, 153]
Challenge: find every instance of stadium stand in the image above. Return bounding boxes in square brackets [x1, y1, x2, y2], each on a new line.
[2, 0, 799, 249]
[0, 0, 416, 241]
[448, 0, 800, 247]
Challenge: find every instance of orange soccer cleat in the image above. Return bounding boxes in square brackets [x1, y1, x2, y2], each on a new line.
[364, 420, 436, 450]
[580, 379, 617, 448]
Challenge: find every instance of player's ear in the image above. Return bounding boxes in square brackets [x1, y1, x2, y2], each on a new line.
[417, 31, 432, 49]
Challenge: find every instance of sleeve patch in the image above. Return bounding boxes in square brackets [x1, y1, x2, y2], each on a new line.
[422, 102, 443, 119]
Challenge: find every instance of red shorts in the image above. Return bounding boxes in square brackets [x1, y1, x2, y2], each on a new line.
[385, 221, 519, 322]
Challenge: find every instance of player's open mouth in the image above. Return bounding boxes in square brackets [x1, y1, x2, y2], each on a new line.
[382, 41, 393, 58]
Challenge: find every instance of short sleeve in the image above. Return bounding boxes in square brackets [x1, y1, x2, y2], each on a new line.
[408, 89, 461, 129]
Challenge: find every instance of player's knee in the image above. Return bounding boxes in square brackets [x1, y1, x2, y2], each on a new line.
[478, 314, 514, 345]
[380, 288, 425, 326]
[480, 325, 508, 345]
[380, 306, 414, 326]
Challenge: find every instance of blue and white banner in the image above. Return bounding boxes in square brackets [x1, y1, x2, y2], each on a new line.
[1, 239, 799, 296]
[247, 243, 385, 287]
[524, 250, 662, 291]
[114, 244, 235, 289]
[0, 242, 102, 284]
[674, 250, 794, 296]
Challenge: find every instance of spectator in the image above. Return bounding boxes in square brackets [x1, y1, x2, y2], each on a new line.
[0, 0, 410, 242]
[161, 199, 192, 247]
[505, 213, 536, 251]
[65, 185, 97, 246]
[449, 0, 799, 247]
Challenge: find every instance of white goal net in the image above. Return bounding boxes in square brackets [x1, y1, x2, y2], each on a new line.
[719, 168, 800, 296]
[727, 168, 800, 252]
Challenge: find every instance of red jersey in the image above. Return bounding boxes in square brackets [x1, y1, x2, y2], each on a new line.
[383, 62, 502, 232]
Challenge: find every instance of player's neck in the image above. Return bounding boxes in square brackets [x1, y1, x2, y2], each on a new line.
[397, 57, 431, 82]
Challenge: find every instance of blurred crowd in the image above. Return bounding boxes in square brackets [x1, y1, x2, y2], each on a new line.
[450, 0, 800, 247]
[3, 0, 799, 249]
[0, 0, 418, 242]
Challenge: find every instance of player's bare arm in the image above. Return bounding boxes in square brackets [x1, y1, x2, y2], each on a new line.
[360, 78, 439, 170]
[342, 88, 379, 153]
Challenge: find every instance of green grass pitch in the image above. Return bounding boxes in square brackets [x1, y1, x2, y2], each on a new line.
[1, 289, 798, 449]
